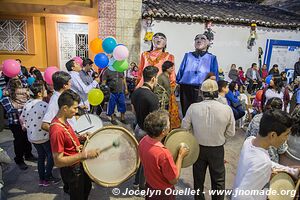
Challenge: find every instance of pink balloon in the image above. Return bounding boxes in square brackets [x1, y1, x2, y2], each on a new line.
[72, 56, 83, 66]
[113, 45, 129, 61]
[44, 66, 59, 85]
[2, 59, 21, 78]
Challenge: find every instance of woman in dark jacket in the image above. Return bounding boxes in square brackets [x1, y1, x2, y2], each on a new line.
[268, 64, 280, 76]
[228, 64, 239, 82]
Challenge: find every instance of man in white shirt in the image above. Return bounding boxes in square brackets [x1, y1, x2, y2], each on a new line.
[42, 71, 76, 131]
[41, 71, 78, 194]
[182, 79, 235, 200]
[65, 59, 100, 110]
[232, 109, 299, 200]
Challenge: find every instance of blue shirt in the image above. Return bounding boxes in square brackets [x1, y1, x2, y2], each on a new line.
[176, 52, 219, 86]
[226, 90, 240, 107]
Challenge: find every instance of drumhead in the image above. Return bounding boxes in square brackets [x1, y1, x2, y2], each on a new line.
[83, 126, 139, 187]
[269, 172, 295, 200]
[74, 114, 103, 135]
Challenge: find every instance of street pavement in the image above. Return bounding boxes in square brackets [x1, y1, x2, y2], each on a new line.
[0, 111, 245, 200]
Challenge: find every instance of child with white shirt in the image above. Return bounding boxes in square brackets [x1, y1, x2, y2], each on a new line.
[20, 82, 60, 186]
[232, 109, 299, 200]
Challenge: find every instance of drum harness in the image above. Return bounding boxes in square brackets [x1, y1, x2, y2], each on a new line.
[50, 121, 84, 176]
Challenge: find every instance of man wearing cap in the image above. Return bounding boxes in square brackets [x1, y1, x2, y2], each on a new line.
[176, 32, 219, 117]
[182, 79, 235, 200]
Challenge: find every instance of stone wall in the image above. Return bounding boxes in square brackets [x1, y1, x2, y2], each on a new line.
[98, 0, 142, 64]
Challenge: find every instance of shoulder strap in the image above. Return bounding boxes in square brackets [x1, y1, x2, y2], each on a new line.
[50, 122, 81, 153]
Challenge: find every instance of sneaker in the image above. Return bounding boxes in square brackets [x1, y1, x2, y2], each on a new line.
[17, 162, 28, 170]
[46, 176, 61, 184]
[38, 180, 44, 186]
[133, 184, 139, 190]
[111, 119, 118, 125]
[42, 180, 50, 187]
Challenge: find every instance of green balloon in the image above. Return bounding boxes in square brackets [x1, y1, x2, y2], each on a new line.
[112, 60, 129, 72]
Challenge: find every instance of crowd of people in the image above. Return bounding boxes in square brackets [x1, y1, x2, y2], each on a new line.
[0, 31, 299, 200]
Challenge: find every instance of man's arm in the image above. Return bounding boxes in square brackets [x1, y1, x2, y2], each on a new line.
[181, 107, 192, 130]
[52, 148, 100, 168]
[168, 146, 189, 185]
[41, 122, 50, 132]
[225, 107, 236, 137]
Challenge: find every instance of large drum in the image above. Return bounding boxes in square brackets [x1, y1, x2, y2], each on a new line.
[269, 172, 300, 200]
[83, 126, 139, 187]
[74, 114, 103, 135]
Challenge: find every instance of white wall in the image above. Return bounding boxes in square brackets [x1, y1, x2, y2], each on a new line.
[140, 20, 300, 77]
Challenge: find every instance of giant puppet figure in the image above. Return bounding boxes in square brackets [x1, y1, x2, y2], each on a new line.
[137, 32, 180, 129]
[176, 32, 219, 116]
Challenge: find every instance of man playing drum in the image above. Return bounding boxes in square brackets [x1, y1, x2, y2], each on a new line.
[139, 110, 189, 200]
[232, 109, 299, 200]
[49, 90, 100, 200]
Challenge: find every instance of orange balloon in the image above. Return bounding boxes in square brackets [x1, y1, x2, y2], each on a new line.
[255, 90, 263, 101]
[90, 38, 103, 54]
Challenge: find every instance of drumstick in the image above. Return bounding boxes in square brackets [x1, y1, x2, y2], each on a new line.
[99, 140, 120, 153]
[79, 97, 92, 124]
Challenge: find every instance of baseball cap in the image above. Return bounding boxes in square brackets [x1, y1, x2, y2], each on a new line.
[201, 79, 218, 92]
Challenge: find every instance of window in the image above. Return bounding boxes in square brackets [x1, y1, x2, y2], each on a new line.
[0, 19, 28, 52]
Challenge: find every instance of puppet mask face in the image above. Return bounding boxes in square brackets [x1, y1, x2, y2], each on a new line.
[194, 34, 209, 51]
[152, 35, 166, 50]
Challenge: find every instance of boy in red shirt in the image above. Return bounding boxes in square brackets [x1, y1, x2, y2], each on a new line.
[49, 89, 100, 200]
[139, 110, 189, 200]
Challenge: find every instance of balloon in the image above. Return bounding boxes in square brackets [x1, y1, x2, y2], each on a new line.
[90, 38, 103, 54]
[2, 59, 21, 78]
[27, 77, 35, 86]
[102, 37, 117, 54]
[88, 89, 104, 106]
[0, 88, 2, 99]
[113, 45, 129, 61]
[73, 56, 83, 67]
[112, 60, 129, 72]
[265, 75, 273, 85]
[108, 57, 116, 71]
[44, 66, 59, 85]
[255, 90, 263, 101]
[94, 53, 109, 69]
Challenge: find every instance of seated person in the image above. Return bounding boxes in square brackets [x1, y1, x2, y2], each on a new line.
[138, 110, 189, 200]
[226, 81, 245, 120]
[233, 109, 299, 200]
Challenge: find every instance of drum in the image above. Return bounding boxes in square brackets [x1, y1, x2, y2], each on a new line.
[74, 114, 103, 135]
[269, 172, 299, 200]
[286, 135, 300, 162]
[83, 126, 140, 187]
[164, 129, 199, 168]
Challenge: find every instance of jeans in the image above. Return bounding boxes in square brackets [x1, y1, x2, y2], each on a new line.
[33, 141, 54, 180]
[9, 124, 32, 164]
[107, 92, 126, 116]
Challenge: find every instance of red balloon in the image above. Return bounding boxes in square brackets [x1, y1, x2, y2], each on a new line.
[255, 90, 263, 101]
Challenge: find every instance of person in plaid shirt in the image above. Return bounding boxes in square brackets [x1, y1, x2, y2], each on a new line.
[0, 78, 35, 170]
